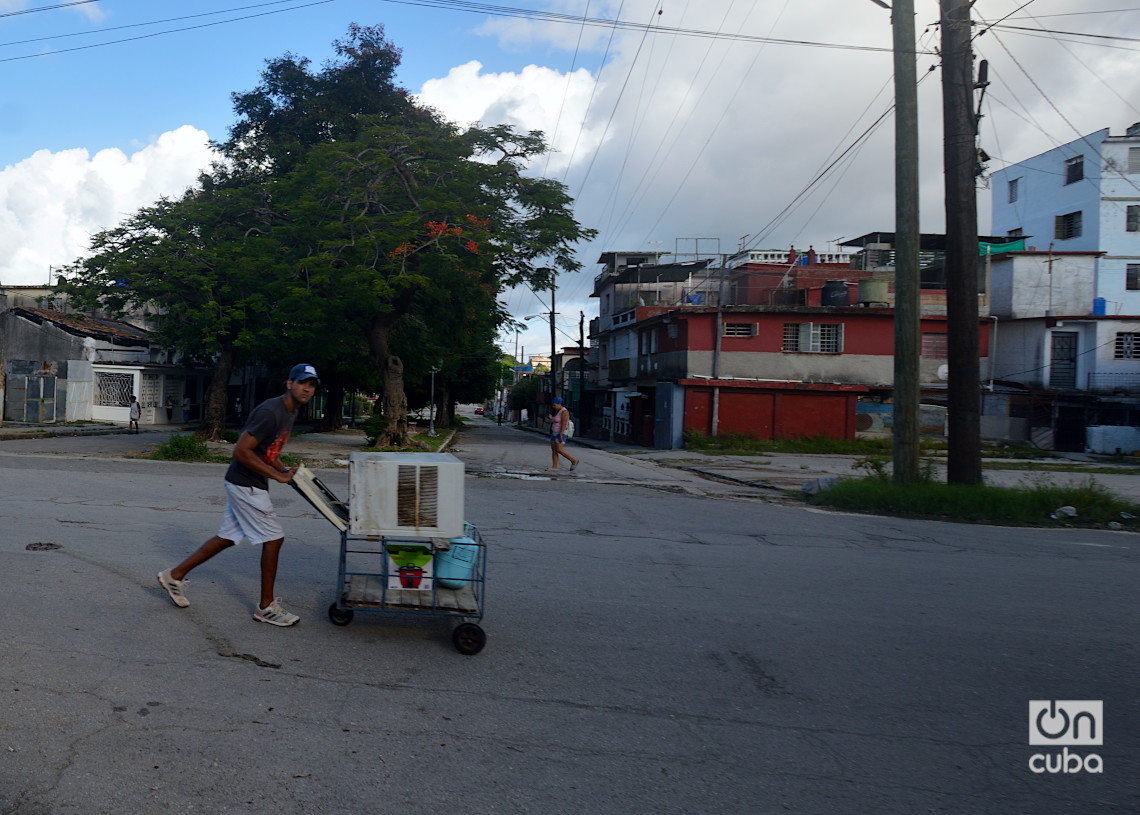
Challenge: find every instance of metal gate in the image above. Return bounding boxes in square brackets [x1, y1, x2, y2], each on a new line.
[24, 376, 57, 423]
[1049, 332, 1078, 389]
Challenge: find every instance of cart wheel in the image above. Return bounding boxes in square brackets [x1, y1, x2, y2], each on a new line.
[328, 603, 354, 626]
[452, 623, 486, 655]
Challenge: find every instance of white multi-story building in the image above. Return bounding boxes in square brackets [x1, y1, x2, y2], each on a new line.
[988, 124, 1140, 452]
[991, 122, 1140, 316]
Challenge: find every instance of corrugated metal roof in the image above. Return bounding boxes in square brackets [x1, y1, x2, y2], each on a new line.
[11, 307, 150, 348]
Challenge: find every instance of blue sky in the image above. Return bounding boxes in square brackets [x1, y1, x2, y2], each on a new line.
[2, 0, 1139, 358]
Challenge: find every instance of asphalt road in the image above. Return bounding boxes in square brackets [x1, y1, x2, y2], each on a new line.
[0, 423, 1136, 814]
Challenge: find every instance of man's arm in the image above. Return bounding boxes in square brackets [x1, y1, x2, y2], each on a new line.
[233, 432, 295, 484]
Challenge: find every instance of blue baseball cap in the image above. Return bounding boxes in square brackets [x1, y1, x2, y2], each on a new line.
[552, 396, 563, 405]
[288, 363, 320, 384]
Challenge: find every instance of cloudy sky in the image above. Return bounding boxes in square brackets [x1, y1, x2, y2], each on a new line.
[1, 0, 1138, 357]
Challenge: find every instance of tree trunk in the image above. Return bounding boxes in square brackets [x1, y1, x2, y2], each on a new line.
[441, 386, 454, 428]
[319, 381, 346, 431]
[200, 344, 237, 441]
[366, 314, 408, 446]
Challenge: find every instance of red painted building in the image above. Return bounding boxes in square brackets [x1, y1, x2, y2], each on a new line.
[588, 244, 998, 448]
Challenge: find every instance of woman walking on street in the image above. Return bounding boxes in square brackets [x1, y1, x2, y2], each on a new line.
[549, 396, 579, 472]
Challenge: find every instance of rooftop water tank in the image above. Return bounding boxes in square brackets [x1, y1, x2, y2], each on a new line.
[822, 280, 850, 307]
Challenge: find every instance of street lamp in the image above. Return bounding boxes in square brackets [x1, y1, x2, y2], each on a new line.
[428, 361, 441, 436]
[524, 310, 558, 400]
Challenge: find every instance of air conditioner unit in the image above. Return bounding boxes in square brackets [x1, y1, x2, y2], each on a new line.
[348, 452, 464, 538]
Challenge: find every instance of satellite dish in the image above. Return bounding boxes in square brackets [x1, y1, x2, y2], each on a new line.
[937, 364, 949, 381]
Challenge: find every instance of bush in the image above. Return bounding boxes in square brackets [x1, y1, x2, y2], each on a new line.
[148, 433, 213, 462]
[361, 413, 392, 447]
[220, 429, 240, 444]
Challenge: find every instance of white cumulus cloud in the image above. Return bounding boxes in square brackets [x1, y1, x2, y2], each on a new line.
[417, 60, 600, 177]
[0, 126, 215, 286]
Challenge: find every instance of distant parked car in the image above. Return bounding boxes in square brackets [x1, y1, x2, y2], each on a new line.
[474, 406, 484, 415]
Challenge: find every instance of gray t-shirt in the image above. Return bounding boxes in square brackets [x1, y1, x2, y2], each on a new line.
[224, 395, 295, 490]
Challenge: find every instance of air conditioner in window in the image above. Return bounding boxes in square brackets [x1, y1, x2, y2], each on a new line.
[348, 452, 464, 538]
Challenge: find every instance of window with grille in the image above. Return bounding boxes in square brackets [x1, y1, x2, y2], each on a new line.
[1065, 155, 1084, 185]
[782, 322, 843, 353]
[1008, 178, 1019, 203]
[723, 323, 757, 337]
[1055, 211, 1082, 240]
[921, 332, 948, 359]
[1129, 147, 1140, 174]
[1128, 265, 1140, 291]
[1115, 332, 1140, 360]
[96, 372, 134, 407]
[1007, 227, 1023, 238]
[1127, 205, 1140, 233]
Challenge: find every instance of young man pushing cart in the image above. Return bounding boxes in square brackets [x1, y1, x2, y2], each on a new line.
[157, 364, 320, 626]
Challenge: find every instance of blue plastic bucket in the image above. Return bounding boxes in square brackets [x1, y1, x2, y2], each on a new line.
[435, 538, 479, 589]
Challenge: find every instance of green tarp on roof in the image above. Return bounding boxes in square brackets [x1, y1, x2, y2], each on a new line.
[980, 238, 1025, 255]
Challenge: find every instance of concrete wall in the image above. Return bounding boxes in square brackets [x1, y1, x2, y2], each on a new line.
[1087, 425, 1140, 455]
[989, 253, 1098, 319]
[991, 129, 1108, 252]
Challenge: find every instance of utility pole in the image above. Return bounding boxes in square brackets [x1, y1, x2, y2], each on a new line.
[887, 0, 921, 484]
[941, 0, 983, 484]
[579, 310, 586, 422]
[549, 282, 559, 401]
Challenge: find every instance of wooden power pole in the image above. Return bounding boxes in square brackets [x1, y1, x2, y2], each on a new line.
[891, 0, 921, 484]
[941, 0, 983, 484]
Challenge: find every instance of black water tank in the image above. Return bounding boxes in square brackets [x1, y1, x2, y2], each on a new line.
[821, 280, 849, 307]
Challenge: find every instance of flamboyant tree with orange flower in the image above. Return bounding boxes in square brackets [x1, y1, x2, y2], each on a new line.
[268, 113, 590, 443]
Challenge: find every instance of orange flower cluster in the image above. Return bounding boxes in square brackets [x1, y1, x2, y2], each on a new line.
[466, 241, 478, 254]
[389, 242, 412, 258]
[465, 214, 491, 229]
[426, 221, 463, 239]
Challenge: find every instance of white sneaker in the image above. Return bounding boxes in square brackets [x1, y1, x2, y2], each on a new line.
[253, 599, 300, 626]
[157, 569, 189, 608]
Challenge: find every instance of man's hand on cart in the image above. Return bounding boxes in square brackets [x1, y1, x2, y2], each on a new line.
[273, 466, 298, 484]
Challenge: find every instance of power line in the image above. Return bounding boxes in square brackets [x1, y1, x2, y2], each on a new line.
[374, 0, 908, 54]
[0, 1, 100, 20]
[0, 0, 334, 64]
[0, 0, 323, 51]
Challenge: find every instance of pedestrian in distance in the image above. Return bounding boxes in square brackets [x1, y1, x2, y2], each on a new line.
[128, 395, 141, 434]
[164, 395, 174, 423]
[157, 363, 320, 626]
[548, 396, 579, 472]
[497, 409, 503, 425]
[182, 394, 190, 424]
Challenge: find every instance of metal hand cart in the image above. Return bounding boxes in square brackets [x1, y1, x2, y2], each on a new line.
[327, 523, 487, 655]
[291, 457, 487, 655]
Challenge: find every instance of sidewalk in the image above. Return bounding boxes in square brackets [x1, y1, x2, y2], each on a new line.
[507, 418, 1140, 503]
[0, 421, 134, 440]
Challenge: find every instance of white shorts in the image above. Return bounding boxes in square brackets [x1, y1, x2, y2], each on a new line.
[217, 481, 284, 545]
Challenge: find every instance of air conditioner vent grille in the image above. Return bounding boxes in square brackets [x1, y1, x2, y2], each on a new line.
[397, 464, 439, 528]
[349, 452, 463, 537]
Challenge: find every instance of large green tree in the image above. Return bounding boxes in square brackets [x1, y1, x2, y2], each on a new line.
[270, 116, 591, 444]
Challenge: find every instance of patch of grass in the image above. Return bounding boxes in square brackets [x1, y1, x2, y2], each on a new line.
[808, 475, 1140, 528]
[363, 428, 452, 453]
[148, 434, 228, 463]
[684, 430, 905, 456]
